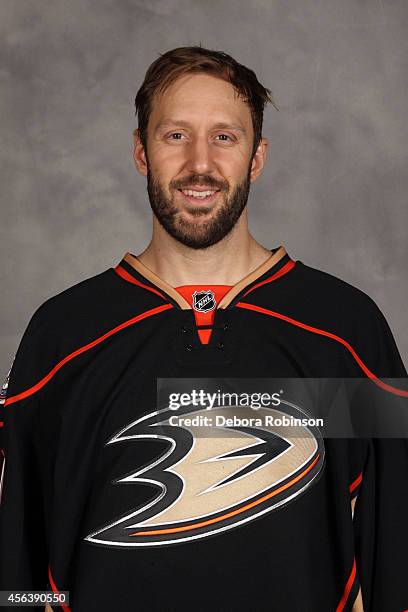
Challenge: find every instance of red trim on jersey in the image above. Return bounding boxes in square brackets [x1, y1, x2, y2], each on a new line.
[336, 558, 357, 612]
[241, 260, 296, 298]
[114, 265, 170, 302]
[0, 421, 3, 427]
[48, 565, 71, 612]
[236, 302, 408, 397]
[4, 304, 173, 407]
[349, 472, 363, 494]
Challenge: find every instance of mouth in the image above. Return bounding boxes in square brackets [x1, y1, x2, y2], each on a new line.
[177, 188, 221, 204]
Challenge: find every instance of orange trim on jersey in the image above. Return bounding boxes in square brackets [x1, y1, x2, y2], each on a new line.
[241, 260, 296, 299]
[336, 557, 357, 612]
[236, 301, 408, 397]
[4, 304, 173, 407]
[349, 472, 363, 494]
[48, 565, 71, 612]
[130, 452, 320, 537]
[114, 265, 170, 302]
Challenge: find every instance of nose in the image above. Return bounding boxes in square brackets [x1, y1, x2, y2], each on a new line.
[184, 134, 216, 175]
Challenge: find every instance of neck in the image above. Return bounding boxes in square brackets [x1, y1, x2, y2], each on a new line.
[136, 210, 272, 286]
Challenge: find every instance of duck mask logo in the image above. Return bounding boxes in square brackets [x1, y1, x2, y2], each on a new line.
[85, 402, 325, 548]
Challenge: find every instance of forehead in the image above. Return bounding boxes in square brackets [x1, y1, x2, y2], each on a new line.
[148, 73, 252, 129]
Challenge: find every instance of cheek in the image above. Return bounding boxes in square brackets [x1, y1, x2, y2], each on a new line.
[217, 148, 251, 172]
[151, 150, 184, 180]
[153, 144, 185, 164]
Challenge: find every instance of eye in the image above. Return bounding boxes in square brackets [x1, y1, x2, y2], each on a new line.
[215, 134, 234, 142]
[168, 132, 185, 140]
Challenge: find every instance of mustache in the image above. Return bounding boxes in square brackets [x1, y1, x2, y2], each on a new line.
[171, 175, 228, 191]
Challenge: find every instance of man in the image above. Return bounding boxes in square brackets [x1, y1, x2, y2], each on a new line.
[0, 46, 407, 612]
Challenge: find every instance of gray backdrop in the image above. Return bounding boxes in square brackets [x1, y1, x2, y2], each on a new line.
[1, 0, 407, 378]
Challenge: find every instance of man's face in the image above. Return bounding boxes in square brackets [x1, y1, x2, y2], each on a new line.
[134, 73, 267, 249]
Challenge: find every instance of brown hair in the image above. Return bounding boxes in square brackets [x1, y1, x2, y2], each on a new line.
[134, 46, 279, 159]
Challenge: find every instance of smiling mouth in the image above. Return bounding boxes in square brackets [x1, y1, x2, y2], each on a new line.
[177, 188, 221, 204]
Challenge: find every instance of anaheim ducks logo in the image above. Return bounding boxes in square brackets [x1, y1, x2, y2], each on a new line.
[85, 402, 324, 548]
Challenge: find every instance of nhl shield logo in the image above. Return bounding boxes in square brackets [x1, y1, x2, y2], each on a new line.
[192, 290, 216, 313]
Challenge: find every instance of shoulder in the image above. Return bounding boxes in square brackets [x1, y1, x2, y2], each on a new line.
[5, 270, 115, 394]
[5, 264, 168, 399]
[293, 260, 383, 321]
[24, 262, 164, 340]
[15, 259, 171, 361]
[255, 257, 385, 334]
[290, 260, 406, 376]
[24, 269, 114, 334]
[247, 256, 406, 376]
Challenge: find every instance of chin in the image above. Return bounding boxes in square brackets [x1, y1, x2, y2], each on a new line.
[178, 207, 217, 222]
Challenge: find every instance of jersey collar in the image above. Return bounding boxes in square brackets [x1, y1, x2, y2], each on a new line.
[115, 246, 292, 309]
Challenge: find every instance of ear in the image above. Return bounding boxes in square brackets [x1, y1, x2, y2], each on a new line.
[133, 129, 148, 177]
[250, 137, 268, 182]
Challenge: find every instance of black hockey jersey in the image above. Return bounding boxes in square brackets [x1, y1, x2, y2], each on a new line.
[0, 246, 407, 612]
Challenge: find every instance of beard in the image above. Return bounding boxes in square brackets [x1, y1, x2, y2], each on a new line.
[146, 164, 252, 250]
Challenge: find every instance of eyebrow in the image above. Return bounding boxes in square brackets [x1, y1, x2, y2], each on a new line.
[155, 119, 247, 135]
